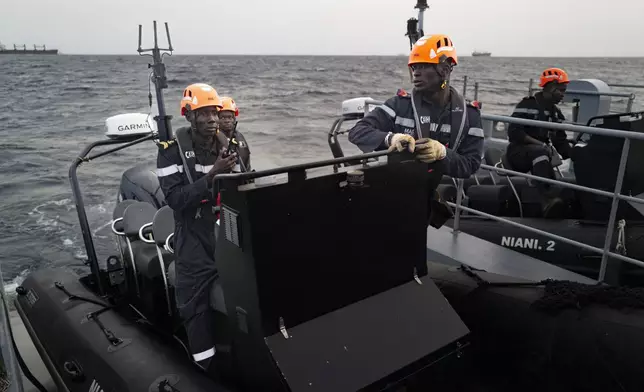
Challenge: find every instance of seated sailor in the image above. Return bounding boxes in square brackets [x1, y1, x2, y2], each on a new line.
[506, 67, 573, 217]
[155, 83, 236, 372]
[347, 34, 484, 180]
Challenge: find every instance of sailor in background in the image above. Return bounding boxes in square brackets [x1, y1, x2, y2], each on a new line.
[506, 67, 573, 217]
[347, 34, 484, 180]
[156, 83, 236, 374]
[216, 96, 251, 172]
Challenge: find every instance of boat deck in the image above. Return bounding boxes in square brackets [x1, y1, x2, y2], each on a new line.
[426, 226, 597, 284]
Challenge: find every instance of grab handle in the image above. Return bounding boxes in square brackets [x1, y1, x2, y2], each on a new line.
[63, 360, 85, 383]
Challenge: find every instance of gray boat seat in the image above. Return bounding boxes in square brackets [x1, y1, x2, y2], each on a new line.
[119, 165, 166, 209]
[136, 205, 176, 318]
[152, 206, 175, 252]
[111, 199, 138, 233]
[135, 205, 175, 280]
[120, 202, 158, 289]
[484, 146, 503, 167]
[133, 246, 163, 279]
[123, 202, 158, 238]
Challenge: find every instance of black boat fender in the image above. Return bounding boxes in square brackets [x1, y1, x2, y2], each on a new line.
[427, 261, 644, 392]
[14, 268, 230, 392]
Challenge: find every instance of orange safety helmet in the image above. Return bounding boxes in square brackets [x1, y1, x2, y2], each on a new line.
[219, 96, 239, 117]
[408, 34, 458, 66]
[179, 83, 223, 116]
[539, 68, 569, 88]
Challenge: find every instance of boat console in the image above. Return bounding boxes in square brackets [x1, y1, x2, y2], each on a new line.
[213, 152, 470, 391]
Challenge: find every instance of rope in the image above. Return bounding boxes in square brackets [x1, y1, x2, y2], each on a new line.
[458, 265, 552, 288]
[615, 219, 627, 256]
[457, 264, 644, 314]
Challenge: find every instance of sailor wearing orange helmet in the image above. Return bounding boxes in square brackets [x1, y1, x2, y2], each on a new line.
[348, 34, 485, 179]
[506, 67, 573, 217]
[217, 96, 251, 172]
[156, 83, 236, 374]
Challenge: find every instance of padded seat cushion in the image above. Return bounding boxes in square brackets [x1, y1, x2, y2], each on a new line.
[133, 244, 175, 279]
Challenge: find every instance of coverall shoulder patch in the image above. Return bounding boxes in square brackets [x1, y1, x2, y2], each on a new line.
[396, 88, 410, 98]
[156, 139, 176, 150]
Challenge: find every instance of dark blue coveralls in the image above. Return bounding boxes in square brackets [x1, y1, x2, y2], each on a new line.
[156, 126, 220, 367]
[348, 86, 485, 179]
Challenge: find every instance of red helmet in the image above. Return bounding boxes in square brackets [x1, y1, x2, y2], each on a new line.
[539, 68, 569, 88]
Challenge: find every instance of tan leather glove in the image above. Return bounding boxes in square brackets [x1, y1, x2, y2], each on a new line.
[387, 133, 416, 153]
[414, 138, 447, 163]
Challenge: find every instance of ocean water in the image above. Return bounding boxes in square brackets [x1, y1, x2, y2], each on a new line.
[1, 54, 644, 289]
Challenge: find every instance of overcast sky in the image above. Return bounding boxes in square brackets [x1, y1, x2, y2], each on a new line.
[1, 0, 643, 57]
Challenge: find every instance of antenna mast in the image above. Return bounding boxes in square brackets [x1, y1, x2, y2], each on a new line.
[405, 0, 429, 49]
[137, 21, 174, 142]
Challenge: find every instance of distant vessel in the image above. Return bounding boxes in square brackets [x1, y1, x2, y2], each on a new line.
[471, 50, 491, 57]
[0, 42, 58, 55]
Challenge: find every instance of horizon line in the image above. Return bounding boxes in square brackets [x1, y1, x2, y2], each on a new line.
[48, 52, 644, 58]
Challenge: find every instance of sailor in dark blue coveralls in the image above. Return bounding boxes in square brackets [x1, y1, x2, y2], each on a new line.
[348, 34, 484, 180]
[506, 67, 572, 217]
[156, 83, 236, 372]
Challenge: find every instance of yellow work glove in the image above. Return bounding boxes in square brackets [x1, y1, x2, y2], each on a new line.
[387, 133, 416, 153]
[414, 138, 447, 163]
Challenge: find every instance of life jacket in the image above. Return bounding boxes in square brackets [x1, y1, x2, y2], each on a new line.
[174, 126, 216, 218]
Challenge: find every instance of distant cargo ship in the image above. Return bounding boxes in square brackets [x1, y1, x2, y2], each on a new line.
[471, 50, 491, 57]
[0, 43, 58, 55]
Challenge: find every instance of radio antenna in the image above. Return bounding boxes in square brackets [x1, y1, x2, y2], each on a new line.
[405, 0, 430, 49]
[137, 21, 174, 142]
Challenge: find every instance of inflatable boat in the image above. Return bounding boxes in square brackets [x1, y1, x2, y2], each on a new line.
[5, 3, 644, 392]
[329, 87, 644, 286]
[6, 17, 472, 392]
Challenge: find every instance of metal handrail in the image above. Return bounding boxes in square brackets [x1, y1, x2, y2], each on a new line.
[450, 112, 643, 283]
[455, 76, 639, 113]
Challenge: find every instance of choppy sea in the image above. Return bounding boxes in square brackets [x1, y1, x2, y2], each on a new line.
[1, 54, 643, 291]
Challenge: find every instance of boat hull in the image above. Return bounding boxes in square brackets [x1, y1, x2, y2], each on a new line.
[14, 268, 229, 392]
[428, 261, 644, 392]
[449, 217, 644, 284]
[0, 50, 58, 55]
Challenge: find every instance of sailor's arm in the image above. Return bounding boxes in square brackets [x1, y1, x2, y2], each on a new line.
[156, 144, 210, 212]
[238, 132, 252, 172]
[443, 106, 484, 178]
[507, 99, 544, 146]
[549, 106, 569, 141]
[348, 97, 397, 153]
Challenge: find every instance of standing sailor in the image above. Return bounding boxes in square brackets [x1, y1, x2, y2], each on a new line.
[156, 83, 236, 374]
[217, 96, 251, 172]
[347, 34, 484, 179]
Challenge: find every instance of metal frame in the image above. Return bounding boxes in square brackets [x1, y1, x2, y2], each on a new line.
[138, 217, 173, 317]
[456, 76, 639, 112]
[69, 133, 156, 296]
[448, 112, 644, 283]
[111, 216, 141, 296]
